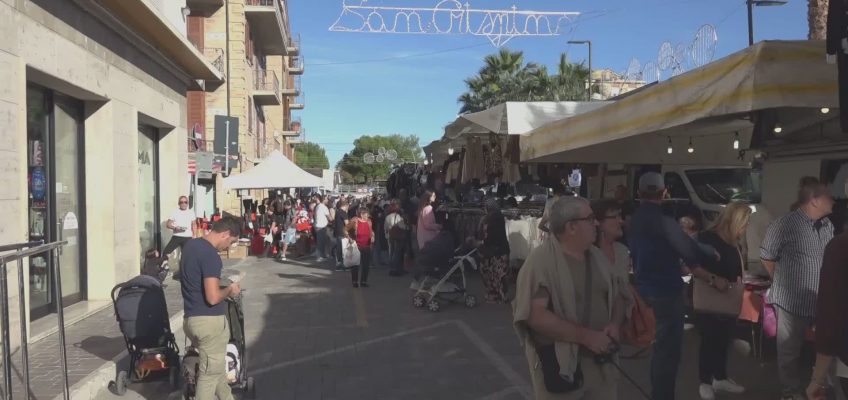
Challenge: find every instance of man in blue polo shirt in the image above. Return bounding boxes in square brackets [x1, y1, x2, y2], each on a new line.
[628, 172, 703, 400]
[181, 216, 242, 400]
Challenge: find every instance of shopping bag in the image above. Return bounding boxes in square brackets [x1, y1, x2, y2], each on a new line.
[342, 238, 361, 267]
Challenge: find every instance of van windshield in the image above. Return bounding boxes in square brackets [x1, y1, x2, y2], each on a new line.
[684, 168, 762, 204]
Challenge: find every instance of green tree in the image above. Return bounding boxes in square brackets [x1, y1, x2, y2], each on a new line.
[337, 134, 423, 183]
[458, 49, 589, 113]
[293, 142, 330, 169]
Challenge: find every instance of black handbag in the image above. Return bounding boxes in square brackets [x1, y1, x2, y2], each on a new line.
[534, 253, 593, 393]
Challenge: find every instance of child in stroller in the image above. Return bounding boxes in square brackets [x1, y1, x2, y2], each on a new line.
[141, 249, 170, 283]
[410, 229, 478, 312]
[109, 275, 181, 396]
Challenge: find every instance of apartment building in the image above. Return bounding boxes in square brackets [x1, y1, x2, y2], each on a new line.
[0, 0, 223, 340]
[185, 0, 305, 217]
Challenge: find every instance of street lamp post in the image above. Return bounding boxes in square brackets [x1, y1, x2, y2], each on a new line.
[746, 0, 787, 46]
[568, 40, 592, 101]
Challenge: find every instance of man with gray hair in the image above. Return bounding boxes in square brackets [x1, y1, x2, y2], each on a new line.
[513, 196, 630, 399]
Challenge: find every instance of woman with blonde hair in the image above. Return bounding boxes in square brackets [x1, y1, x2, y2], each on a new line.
[694, 202, 752, 400]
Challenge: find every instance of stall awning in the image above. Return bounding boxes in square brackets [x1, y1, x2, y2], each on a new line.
[223, 150, 323, 189]
[521, 40, 839, 164]
[445, 101, 610, 140]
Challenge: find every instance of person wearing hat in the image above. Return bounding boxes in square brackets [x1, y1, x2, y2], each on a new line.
[628, 172, 704, 400]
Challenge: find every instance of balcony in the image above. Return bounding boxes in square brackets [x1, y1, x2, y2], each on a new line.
[287, 33, 301, 55]
[245, 0, 291, 55]
[281, 75, 301, 96]
[202, 48, 226, 78]
[281, 117, 301, 136]
[186, 0, 224, 13]
[289, 92, 305, 110]
[289, 54, 304, 75]
[97, 0, 225, 82]
[253, 69, 281, 106]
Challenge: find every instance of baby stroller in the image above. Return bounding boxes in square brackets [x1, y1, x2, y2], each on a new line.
[182, 279, 255, 399]
[410, 231, 479, 312]
[109, 275, 181, 396]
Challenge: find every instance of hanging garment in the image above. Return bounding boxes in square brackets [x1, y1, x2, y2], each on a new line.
[487, 135, 504, 179]
[462, 137, 485, 184]
[502, 136, 521, 184]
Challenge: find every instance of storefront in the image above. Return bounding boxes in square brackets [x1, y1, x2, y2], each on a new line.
[138, 125, 160, 259]
[26, 85, 87, 321]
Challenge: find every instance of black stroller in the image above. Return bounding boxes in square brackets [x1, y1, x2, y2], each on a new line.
[109, 275, 181, 396]
[410, 230, 479, 312]
[182, 279, 255, 399]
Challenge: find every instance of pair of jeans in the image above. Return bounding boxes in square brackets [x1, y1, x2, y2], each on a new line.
[697, 312, 734, 384]
[775, 305, 815, 396]
[334, 237, 344, 266]
[644, 292, 685, 400]
[351, 247, 371, 284]
[184, 316, 233, 400]
[315, 227, 328, 258]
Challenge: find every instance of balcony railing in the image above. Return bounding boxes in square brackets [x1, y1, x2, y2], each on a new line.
[254, 68, 280, 98]
[289, 54, 304, 74]
[287, 33, 301, 55]
[248, 0, 291, 44]
[282, 74, 301, 96]
[202, 48, 226, 77]
[290, 92, 305, 110]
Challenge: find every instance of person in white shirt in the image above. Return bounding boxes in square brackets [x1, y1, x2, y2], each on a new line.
[313, 195, 332, 262]
[163, 196, 197, 257]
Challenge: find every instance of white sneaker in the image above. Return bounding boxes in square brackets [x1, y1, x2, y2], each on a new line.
[699, 384, 715, 400]
[316, 257, 327, 262]
[713, 378, 745, 394]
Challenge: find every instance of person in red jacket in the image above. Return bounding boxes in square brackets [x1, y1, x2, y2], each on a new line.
[347, 207, 375, 288]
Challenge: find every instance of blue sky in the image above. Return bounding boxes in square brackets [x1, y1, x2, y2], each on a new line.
[289, 0, 808, 166]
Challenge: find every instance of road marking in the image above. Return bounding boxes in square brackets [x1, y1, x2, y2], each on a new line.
[475, 386, 530, 400]
[454, 320, 532, 399]
[251, 319, 531, 400]
[252, 320, 455, 375]
[352, 287, 369, 327]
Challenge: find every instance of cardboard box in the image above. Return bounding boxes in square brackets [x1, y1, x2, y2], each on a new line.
[228, 244, 248, 259]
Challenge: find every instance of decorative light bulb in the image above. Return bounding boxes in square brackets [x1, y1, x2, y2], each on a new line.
[666, 137, 673, 154]
[821, 107, 830, 114]
[733, 132, 740, 150]
[687, 138, 694, 154]
[423, 159, 429, 166]
[773, 125, 782, 134]
[448, 147, 454, 156]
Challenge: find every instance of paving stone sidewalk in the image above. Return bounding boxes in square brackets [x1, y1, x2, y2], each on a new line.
[2, 276, 184, 400]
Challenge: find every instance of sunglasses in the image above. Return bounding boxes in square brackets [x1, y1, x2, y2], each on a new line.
[179, 201, 188, 204]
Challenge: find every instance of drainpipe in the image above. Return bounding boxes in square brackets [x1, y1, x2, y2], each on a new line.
[225, 0, 231, 117]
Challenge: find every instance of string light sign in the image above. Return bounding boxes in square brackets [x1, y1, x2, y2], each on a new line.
[363, 147, 399, 164]
[330, 0, 580, 47]
[619, 24, 718, 86]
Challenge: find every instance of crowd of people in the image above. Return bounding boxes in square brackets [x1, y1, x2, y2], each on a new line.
[512, 173, 848, 400]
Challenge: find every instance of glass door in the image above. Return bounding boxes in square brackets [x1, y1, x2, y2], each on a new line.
[138, 126, 160, 259]
[26, 86, 86, 320]
[53, 95, 85, 305]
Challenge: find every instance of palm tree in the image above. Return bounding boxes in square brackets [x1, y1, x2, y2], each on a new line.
[457, 50, 590, 113]
[808, 0, 828, 40]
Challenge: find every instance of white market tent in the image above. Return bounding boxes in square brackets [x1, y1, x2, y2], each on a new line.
[429, 101, 610, 166]
[521, 40, 839, 165]
[223, 150, 323, 189]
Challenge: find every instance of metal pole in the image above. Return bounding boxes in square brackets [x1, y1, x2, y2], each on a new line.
[0, 262, 11, 400]
[747, 0, 754, 46]
[225, 119, 231, 176]
[52, 248, 70, 400]
[16, 259, 29, 400]
[587, 41, 593, 101]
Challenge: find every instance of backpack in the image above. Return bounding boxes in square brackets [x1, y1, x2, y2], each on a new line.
[621, 284, 656, 349]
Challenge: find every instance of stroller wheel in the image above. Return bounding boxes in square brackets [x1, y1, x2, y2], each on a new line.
[427, 299, 441, 312]
[412, 296, 426, 308]
[464, 295, 478, 308]
[113, 370, 128, 396]
[245, 376, 256, 399]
